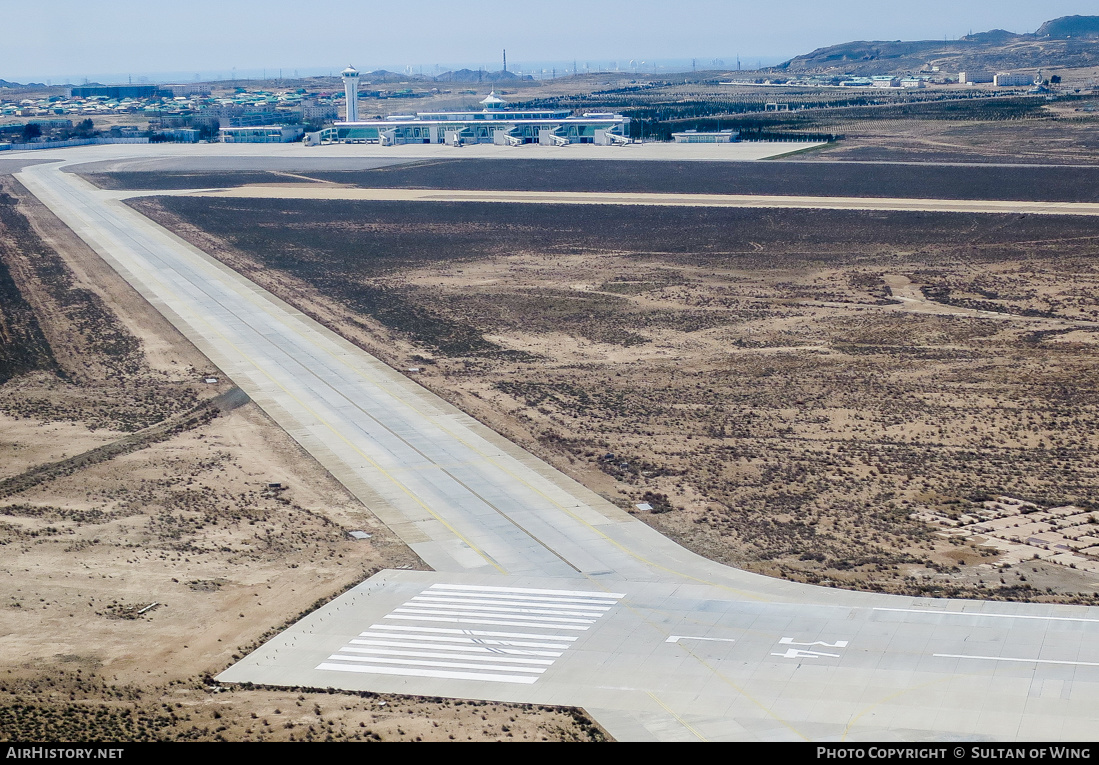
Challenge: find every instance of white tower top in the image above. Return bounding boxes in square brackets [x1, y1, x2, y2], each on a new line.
[342, 65, 361, 122]
[480, 90, 507, 110]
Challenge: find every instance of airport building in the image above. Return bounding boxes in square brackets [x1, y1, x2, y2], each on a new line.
[959, 70, 994, 84]
[995, 71, 1036, 87]
[220, 125, 305, 143]
[671, 129, 738, 143]
[316, 67, 630, 147]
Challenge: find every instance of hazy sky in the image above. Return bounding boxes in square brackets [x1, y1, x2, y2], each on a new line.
[3, 0, 1093, 83]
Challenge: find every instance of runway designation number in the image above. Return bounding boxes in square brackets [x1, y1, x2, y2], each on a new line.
[772, 637, 849, 660]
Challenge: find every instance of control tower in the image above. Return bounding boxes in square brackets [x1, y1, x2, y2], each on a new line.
[341, 65, 360, 122]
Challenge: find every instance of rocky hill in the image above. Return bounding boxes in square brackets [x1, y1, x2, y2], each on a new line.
[777, 15, 1099, 75]
[1035, 15, 1099, 38]
[432, 69, 533, 83]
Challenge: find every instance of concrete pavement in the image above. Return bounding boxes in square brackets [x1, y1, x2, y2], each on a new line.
[13, 144, 1099, 741]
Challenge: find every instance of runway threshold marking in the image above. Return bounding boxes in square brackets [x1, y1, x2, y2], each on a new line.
[316, 583, 624, 684]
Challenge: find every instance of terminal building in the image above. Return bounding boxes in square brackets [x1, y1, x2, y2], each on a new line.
[313, 66, 630, 147]
[220, 125, 305, 143]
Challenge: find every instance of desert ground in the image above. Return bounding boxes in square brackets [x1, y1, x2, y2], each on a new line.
[5, 121, 1099, 742]
[82, 158, 1099, 201]
[0, 175, 605, 741]
[115, 177, 1099, 606]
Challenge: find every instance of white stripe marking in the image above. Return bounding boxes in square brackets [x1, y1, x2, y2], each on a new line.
[399, 602, 601, 618]
[417, 591, 619, 607]
[325, 654, 547, 673]
[345, 642, 559, 660]
[429, 583, 626, 599]
[368, 624, 576, 641]
[359, 631, 570, 650]
[934, 654, 1099, 667]
[877, 607, 1099, 624]
[412, 595, 612, 612]
[317, 663, 539, 684]
[384, 614, 590, 630]
[392, 607, 595, 624]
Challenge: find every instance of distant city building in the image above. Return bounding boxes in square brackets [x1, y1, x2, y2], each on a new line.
[322, 90, 630, 146]
[301, 98, 339, 124]
[220, 125, 304, 143]
[161, 128, 200, 143]
[166, 84, 212, 97]
[994, 72, 1035, 87]
[69, 85, 169, 99]
[206, 105, 294, 128]
[959, 71, 994, 84]
[671, 129, 738, 143]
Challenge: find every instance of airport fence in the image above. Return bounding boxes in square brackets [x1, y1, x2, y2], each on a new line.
[736, 129, 843, 142]
[0, 137, 151, 152]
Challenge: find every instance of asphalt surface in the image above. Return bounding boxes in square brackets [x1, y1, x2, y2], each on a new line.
[295, 158, 1099, 203]
[13, 143, 1099, 742]
[73, 155, 1099, 201]
[181, 184, 1099, 216]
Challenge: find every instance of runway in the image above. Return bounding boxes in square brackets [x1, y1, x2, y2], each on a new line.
[13, 145, 1099, 741]
[178, 185, 1099, 217]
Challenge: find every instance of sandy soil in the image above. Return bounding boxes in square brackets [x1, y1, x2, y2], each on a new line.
[130, 194, 1099, 607]
[0, 177, 605, 742]
[793, 109, 1099, 165]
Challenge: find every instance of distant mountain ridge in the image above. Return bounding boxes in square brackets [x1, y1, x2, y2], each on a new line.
[0, 79, 48, 89]
[360, 69, 532, 84]
[432, 69, 533, 83]
[778, 15, 1099, 75]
